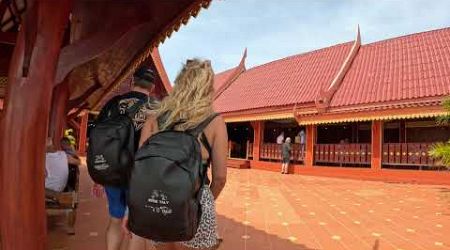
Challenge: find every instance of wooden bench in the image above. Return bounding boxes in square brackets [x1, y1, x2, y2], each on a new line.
[45, 165, 79, 235]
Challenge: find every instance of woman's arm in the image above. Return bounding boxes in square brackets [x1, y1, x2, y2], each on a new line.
[67, 154, 81, 165]
[209, 116, 228, 200]
[139, 115, 158, 147]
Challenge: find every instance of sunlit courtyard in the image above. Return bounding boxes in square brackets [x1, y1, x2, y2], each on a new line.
[48, 164, 450, 250]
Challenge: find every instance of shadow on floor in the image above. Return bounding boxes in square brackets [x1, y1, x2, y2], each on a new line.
[47, 214, 70, 250]
[216, 215, 315, 250]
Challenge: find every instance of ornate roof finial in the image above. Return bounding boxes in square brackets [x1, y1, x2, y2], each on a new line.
[239, 48, 247, 70]
[213, 48, 248, 100]
[356, 24, 361, 44]
[314, 25, 362, 113]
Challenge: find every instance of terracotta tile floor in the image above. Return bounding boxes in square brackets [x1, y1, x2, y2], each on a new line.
[49, 165, 450, 250]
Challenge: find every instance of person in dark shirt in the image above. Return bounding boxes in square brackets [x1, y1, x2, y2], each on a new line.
[281, 137, 292, 174]
[93, 66, 157, 250]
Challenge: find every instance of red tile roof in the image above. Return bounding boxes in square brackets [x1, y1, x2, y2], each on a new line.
[214, 42, 353, 113]
[214, 67, 237, 92]
[330, 27, 450, 108]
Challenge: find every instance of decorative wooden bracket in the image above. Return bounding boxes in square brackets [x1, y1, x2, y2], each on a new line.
[315, 25, 361, 113]
[54, 24, 133, 84]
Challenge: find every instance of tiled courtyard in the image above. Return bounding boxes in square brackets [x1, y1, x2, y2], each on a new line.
[49, 164, 450, 250]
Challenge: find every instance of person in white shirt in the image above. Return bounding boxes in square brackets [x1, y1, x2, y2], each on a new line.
[276, 132, 285, 144]
[298, 130, 305, 145]
[45, 138, 80, 192]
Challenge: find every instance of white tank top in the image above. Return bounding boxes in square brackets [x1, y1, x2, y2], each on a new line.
[45, 151, 69, 192]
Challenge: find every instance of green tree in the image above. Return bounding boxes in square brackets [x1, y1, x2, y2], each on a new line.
[429, 99, 450, 168]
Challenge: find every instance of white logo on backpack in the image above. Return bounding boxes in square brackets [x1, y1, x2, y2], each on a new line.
[94, 154, 110, 170]
[145, 190, 173, 216]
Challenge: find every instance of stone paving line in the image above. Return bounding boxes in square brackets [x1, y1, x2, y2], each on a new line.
[48, 165, 450, 250]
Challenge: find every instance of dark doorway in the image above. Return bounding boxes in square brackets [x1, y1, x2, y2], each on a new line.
[317, 122, 371, 144]
[227, 122, 254, 159]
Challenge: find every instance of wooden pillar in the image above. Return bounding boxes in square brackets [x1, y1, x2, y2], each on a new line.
[48, 81, 70, 148]
[251, 121, 265, 161]
[0, 2, 72, 250]
[371, 120, 383, 170]
[78, 111, 89, 156]
[399, 120, 406, 143]
[304, 124, 316, 168]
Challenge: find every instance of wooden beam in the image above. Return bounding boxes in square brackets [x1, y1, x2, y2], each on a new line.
[48, 81, 70, 148]
[304, 125, 316, 168]
[67, 76, 102, 110]
[54, 24, 135, 84]
[78, 111, 88, 156]
[0, 1, 72, 249]
[68, 118, 80, 131]
[0, 32, 17, 45]
[150, 47, 172, 94]
[371, 120, 383, 170]
[251, 121, 264, 161]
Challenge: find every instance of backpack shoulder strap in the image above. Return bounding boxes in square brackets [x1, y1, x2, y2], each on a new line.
[199, 132, 212, 185]
[200, 132, 212, 158]
[188, 113, 219, 137]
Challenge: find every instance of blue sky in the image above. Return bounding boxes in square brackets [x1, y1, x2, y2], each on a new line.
[159, 0, 450, 82]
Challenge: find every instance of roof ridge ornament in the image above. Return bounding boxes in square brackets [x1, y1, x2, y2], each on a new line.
[314, 25, 361, 113]
[214, 48, 247, 100]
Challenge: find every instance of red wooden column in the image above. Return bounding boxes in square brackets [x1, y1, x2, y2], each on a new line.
[48, 81, 70, 148]
[251, 121, 265, 161]
[304, 124, 316, 168]
[0, 1, 72, 250]
[78, 111, 89, 156]
[371, 120, 383, 170]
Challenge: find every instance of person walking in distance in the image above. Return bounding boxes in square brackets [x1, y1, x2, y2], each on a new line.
[281, 137, 292, 174]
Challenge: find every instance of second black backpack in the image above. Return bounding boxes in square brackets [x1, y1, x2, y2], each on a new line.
[128, 114, 218, 242]
[87, 98, 145, 187]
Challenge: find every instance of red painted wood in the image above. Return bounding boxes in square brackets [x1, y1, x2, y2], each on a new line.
[0, 1, 72, 249]
[315, 143, 371, 165]
[48, 81, 70, 148]
[251, 121, 263, 161]
[248, 160, 450, 186]
[371, 120, 383, 170]
[382, 142, 436, 167]
[304, 124, 315, 167]
[0, 31, 16, 45]
[78, 111, 88, 156]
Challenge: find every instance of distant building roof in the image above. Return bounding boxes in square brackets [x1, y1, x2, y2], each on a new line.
[214, 42, 353, 113]
[214, 27, 450, 119]
[214, 67, 237, 92]
[331, 27, 450, 109]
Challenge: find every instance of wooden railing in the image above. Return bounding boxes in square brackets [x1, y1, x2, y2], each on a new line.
[315, 143, 371, 165]
[260, 143, 305, 162]
[382, 143, 437, 167]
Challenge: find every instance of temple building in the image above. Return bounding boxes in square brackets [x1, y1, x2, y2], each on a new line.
[213, 27, 450, 184]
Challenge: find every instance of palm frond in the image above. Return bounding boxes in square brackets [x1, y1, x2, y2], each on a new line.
[437, 98, 450, 125]
[430, 141, 450, 168]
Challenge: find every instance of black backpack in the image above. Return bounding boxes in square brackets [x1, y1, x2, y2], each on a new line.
[128, 114, 218, 242]
[87, 98, 146, 187]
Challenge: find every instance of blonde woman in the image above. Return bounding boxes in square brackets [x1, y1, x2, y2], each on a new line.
[125, 59, 228, 250]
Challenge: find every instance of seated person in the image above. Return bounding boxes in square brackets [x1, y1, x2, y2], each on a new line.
[45, 137, 80, 192]
[60, 137, 80, 191]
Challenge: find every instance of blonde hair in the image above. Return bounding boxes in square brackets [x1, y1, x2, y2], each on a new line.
[156, 59, 215, 131]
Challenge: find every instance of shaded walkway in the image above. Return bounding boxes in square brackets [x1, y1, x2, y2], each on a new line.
[49, 164, 450, 250]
